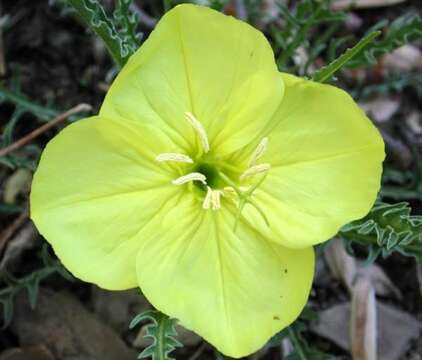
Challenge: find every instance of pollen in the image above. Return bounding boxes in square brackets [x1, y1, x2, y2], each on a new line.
[156, 153, 194, 163]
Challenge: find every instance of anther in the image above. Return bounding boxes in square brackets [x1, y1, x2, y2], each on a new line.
[211, 190, 223, 210]
[172, 172, 207, 185]
[156, 153, 194, 163]
[249, 137, 268, 167]
[240, 163, 271, 181]
[185, 112, 210, 153]
[203, 187, 223, 210]
[202, 186, 213, 209]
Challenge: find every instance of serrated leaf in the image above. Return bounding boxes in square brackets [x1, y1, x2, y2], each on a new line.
[0, 248, 72, 327]
[130, 310, 183, 360]
[346, 14, 422, 68]
[312, 31, 380, 82]
[341, 202, 422, 262]
[64, 0, 142, 67]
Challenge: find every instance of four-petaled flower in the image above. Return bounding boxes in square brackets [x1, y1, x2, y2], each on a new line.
[30, 4, 384, 358]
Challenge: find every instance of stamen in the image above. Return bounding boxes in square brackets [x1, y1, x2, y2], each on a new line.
[185, 112, 210, 153]
[172, 172, 207, 185]
[248, 137, 268, 167]
[203, 187, 223, 210]
[211, 190, 223, 210]
[224, 186, 250, 193]
[240, 163, 271, 181]
[156, 153, 193, 163]
[203, 186, 213, 209]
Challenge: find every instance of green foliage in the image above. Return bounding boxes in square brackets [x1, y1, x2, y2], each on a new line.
[208, 0, 230, 11]
[312, 31, 380, 83]
[351, 71, 422, 99]
[340, 202, 422, 263]
[273, 1, 422, 79]
[0, 84, 59, 124]
[0, 76, 90, 170]
[272, 0, 346, 74]
[381, 160, 422, 201]
[163, 0, 172, 13]
[268, 308, 330, 360]
[0, 82, 60, 170]
[214, 351, 235, 360]
[0, 246, 73, 328]
[113, 0, 143, 53]
[345, 14, 422, 69]
[64, 0, 142, 67]
[130, 310, 182, 360]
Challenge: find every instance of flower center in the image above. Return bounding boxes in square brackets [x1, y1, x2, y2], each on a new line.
[193, 162, 221, 189]
[155, 112, 271, 225]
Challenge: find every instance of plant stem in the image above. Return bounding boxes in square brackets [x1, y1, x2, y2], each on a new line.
[312, 31, 380, 83]
[287, 326, 308, 360]
[0, 103, 91, 157]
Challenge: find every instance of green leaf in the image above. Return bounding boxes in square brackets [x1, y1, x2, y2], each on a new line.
[265, 308, 331, 360]
[0, 246, 72, 327]
[346, 14, 422, 68]
[273, 0, 346, 73]
[130, 310, 182, 360]
[64, 0, 142, 68]
[312, 31, 380, 83]
[0, 84, 59, 122]
[340, 202, 422, 263]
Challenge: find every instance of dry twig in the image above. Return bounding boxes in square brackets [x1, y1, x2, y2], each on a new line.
[0, 208, 28, 256]
[0, 103, 92, 158]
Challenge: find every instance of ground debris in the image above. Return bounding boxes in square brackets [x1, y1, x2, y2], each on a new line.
[310, 302, 421, 360]
[0, 345, 55, 360]
[11, 288, 137, 360]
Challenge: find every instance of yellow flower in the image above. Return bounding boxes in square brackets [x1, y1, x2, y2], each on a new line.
[30, 4, 384, 358]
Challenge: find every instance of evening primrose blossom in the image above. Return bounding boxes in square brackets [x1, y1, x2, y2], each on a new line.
[30, 4, 384, 358]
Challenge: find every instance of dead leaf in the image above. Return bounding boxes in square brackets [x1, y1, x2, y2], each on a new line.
[382, 45, 422, 72]
[11, 288, 137, 360]
[3, 169, 32, 205]
[0, 345, 55, 360]
[351, 277, 377, 360]
[310, 302, 421, 360]
[360, 96, 400, 123]
[406, 111, 422, 135]
[324, 238, 357, 292]
[91, 286, 150, 333]
[0, 222, 37, 271]
[324, 239, 402, 299]
[357, 261, 402, 299]
[255, 0, 281, 29]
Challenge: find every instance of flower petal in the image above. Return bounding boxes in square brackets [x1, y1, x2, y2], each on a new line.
[135, 196, 314, 358]
[100, 4, 283, 156]
[30, 116, 181, 290]
[241, 73, 385, 248]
